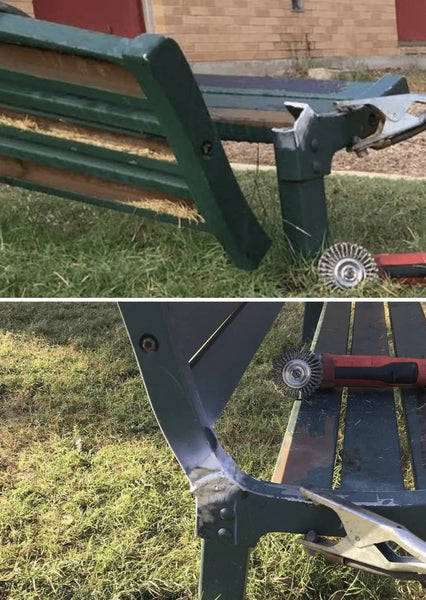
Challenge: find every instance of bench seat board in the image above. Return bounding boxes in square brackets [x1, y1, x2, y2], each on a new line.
[0, 69, 164, 138]
[339, 303, 403, 492]
[389, 302, 426, 490]
[273, 302, 351, 487]
[196, 73, 409, 142]
[0, 121, 176, 170]
[0, 168, 202, 227]
[0, 131, 185, 194]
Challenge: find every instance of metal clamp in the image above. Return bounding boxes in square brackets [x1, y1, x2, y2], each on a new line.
[335, 93, 426, 154]
[298, 487, 426, 582]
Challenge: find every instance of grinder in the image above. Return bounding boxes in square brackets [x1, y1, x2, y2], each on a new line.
[317, 242, 426, 290]
[273, 346, 426, 399]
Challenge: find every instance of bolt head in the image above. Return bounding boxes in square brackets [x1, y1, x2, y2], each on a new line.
[219, 507, 234, 521]
[218, 527, 233, 540]
[201, 140, 213, 157]
[139, 334, 159, 353]
[310, 138, 319, 152]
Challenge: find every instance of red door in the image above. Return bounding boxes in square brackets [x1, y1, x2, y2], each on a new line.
[33, 0, 146, 37]
[395, 0, 426, 42]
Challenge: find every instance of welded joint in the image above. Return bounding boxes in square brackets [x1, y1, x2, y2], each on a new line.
[190, 468, 242, 544]
[272, 102, 378, 182]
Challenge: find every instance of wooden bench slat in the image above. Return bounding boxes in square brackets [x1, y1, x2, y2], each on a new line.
[209, 107, 293, 130]
[0, 137, 190, 198]
[340, 303, 403, 492]
[0, 156, 203, 225]
[0, 75, 163, 138]
[273, 303, 351, 487]
[389, 302, 426, 490]
[0, 42, 145, 97]
[0, 111, 176, 166]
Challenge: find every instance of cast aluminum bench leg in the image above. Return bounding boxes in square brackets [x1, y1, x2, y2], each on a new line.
[199, 541, 251, 600]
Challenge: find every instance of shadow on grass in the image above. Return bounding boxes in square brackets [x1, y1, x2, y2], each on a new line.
[0, 302, 123, 348]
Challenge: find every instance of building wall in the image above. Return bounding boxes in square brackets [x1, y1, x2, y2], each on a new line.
[8, 0, 34, 15]
[6, 0, 426, 64]
[152, 0, 426, 63]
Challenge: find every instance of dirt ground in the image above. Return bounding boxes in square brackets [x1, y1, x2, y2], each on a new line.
[224, 133, 426, 178]
[223, 68, 426, 178]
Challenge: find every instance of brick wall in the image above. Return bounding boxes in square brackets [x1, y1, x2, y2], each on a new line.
[6, 0, 426, 63]
[152, 0, 401, 62]
[7, 0, 34, 15]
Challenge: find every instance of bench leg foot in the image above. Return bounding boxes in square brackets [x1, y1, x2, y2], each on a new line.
[199, 540, 251, 600]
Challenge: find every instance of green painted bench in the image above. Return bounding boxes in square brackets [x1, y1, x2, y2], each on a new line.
[121, 301, 426, 598]
[0, 11, 270, 270]
[0, 10, 409, 268]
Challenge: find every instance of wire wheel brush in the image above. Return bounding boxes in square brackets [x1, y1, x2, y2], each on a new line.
[317, 242, 379, 290]
[273, 346, 426, 400]
[318, 242, 426, 290]
[273, 347, 323, 399]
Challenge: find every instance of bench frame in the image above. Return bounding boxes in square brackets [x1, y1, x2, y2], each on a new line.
[0, 12, 412, 271]
[121, 301, 426, 599]
[0, 14, 270, 269]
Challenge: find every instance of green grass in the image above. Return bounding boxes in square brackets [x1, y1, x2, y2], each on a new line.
[1, 303, 425, 599]
[0, 171, 425, 297]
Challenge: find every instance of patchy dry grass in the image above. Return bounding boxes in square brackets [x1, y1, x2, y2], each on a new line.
[1, 303, 425, 599]
[0, 171, 425, 297]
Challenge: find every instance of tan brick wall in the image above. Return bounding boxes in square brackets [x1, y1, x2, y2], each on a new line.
[151, 0, 400, 62]
[8, 1, 34, 16]
[6, 1, 413, 64]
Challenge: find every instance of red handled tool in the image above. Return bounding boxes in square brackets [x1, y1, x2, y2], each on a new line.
[273, 346, 426, 399]
[318, 242, 426, 290]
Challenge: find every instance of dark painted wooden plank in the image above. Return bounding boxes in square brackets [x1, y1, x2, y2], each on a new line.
[389, 302, 426, 490]
[273, 302, 351, 487]
[301, 302, 324, 344]
[197, 74, 407, 143]
[340, 303, 403, 492]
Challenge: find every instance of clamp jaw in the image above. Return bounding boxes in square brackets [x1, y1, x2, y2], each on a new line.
[298, 487, 426, 583]
[273, 92, 426, 257]
[335, 93, 426, 154]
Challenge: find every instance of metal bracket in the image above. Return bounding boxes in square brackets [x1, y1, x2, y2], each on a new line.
[272, 102, 378, 255]
[336, 93, 426, 154]
[191, 470, 241, 544]
[298, 487, 426, 582]
[274, 102, 378, 180]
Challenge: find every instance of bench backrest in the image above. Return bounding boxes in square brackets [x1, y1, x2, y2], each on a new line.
[0, 14, 270, 269]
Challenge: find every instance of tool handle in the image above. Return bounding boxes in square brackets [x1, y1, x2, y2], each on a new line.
[374, 252, 426, 281]
[374, 252, 426, 267]
[321, 354, 426, 388]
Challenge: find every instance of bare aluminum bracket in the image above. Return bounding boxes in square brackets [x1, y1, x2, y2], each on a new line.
[335, 93, 426, 154]
[298, 487, 426, 582]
